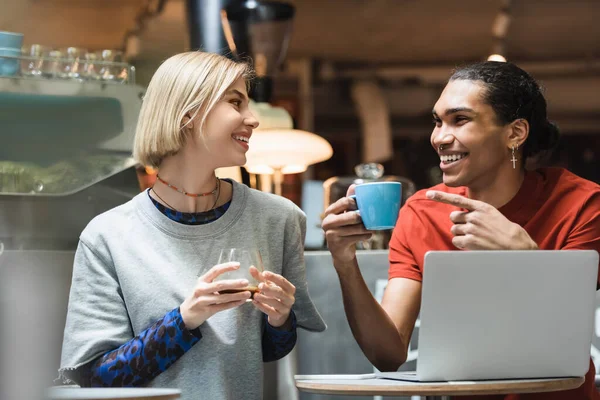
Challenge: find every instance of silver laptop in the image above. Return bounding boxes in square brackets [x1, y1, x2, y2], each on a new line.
[378, 250, 598, 382]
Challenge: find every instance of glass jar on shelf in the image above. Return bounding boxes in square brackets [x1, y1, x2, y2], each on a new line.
[96, 49, 128, 83]
[57, 47, 86, 80]
[20, 44, 52, 78]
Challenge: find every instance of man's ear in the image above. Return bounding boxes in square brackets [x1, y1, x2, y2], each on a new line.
[507, 118, 529, 149]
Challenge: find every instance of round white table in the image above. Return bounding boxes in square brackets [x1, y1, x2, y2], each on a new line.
[295, 375, 585, 400]
[46, 387, 181, 400]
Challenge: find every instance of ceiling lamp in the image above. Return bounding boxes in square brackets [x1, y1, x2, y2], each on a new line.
[243, 101, 333, 196]
[487, 0, 511, 62]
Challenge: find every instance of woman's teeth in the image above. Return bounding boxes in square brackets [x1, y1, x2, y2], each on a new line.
[441, 153, 468, 164]
[233, 135, 249, 143]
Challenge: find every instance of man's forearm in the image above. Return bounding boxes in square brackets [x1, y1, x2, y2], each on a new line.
[333, 257, 407, 371]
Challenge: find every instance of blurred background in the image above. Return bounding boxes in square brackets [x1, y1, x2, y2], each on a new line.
[3, 0, 600, 193]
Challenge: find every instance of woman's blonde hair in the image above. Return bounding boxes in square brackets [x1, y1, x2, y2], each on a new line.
[133, 51, 252, 168]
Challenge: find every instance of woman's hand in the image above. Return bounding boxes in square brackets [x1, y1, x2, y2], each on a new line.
[250, 267, 296, 329]
[426, 190, 538, 250]
[322, 185, 373, 264]
[180, 262, 252, 330]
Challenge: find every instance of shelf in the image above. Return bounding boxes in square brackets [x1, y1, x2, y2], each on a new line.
[0, 53, 136, 84]
[0, 75, 145, 196]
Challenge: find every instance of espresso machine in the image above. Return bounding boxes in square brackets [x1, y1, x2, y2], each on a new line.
[0, 68, 144, 400]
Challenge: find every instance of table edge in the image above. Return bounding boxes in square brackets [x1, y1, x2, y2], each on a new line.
[295, 376, 585, 396]
[47, 396, 179, 400]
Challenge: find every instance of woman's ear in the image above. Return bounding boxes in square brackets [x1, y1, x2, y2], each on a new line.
[507, 118, 529, 149]
[181, 114, 194, 130]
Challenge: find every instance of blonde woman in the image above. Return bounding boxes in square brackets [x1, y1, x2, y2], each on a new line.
[59, 52, 325, 399]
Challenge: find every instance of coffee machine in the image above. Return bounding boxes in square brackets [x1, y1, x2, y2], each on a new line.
[0, 71, 144, 400]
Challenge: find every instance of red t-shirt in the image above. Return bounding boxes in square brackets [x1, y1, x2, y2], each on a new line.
[389, 167, 600, 400]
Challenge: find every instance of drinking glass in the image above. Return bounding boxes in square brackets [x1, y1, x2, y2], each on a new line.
[81, 51, 100, 81]
[41, 50, 62, 78]
[96, 49, 127, 82]
[215, 248, 264, 297]
[57, 47, 86, 80]
[20, 44, 51, 77]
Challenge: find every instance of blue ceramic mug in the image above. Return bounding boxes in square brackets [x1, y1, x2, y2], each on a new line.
[0, 31, 24, 49]
[350, 182, 402, 230]
[0, 47, 20, 76]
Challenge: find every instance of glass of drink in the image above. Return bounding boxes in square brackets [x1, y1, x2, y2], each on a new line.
[215, 248, 264, 298]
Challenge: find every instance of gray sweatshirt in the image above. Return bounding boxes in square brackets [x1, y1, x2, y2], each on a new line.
[59, 180, 326, 400]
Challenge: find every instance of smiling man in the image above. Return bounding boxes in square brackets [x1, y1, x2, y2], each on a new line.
[322, 61, 600, 400]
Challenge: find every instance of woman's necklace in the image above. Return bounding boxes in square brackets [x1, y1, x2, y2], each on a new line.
[152, 177, 222, 213]
[156, 174, 218, 197]
[208, 178, 221, 210]
[151, 187, 177, 210]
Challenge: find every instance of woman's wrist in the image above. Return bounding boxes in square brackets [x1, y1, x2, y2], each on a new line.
[270, 313, 293, 331]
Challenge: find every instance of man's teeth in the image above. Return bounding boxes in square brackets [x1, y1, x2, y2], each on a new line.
[233, 135, 249, 143]
[441, 153, 468, 163]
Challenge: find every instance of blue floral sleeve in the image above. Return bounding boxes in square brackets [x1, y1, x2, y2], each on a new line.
[83, 307, 295, 386]
[262, 310, 298, 362]
[83, 307, 201, 387]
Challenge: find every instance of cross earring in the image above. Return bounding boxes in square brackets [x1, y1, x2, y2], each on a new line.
[511, 144, 518, 169]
